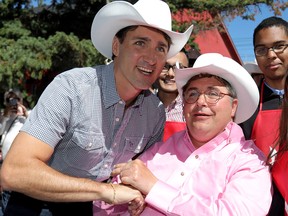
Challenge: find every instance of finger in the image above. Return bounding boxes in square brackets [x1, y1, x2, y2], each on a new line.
[113, 163, 126, 169]
[128, 202, 145, 216]
[129, 197, 144, 210]
[111, 163, 126, 176]
[110, 167, 121, 176]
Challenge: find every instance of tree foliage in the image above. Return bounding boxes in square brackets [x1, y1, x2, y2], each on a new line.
[0, 18, 104, 107]
[0, 0, 287, 107]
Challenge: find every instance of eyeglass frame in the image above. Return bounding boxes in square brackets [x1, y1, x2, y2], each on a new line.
[254, 43, 288, 57]
[183, 88, 233, 105]
[161, 62, 187, 74]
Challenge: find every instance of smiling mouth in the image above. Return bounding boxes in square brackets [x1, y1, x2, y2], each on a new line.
[164, 79, 175, 84]
[138, 66, 153, 75]
[194, 113, 209, 117]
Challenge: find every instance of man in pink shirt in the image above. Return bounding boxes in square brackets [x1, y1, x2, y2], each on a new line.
[94, 53, 272, 215]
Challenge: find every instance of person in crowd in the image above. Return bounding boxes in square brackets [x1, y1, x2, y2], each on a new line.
[94, 53, 272, 216]
[239, 16, 288, 216]
[240, 16, 288, 157]
[243, 62, 264, 87]
[154, 51, 189, 141]
[157, 51, 189, 122]
[0, 89, 30, 214]
[0, 89, 28, 160]
[0, 0, 193, 215]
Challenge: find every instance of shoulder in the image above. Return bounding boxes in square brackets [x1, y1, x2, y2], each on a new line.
[56, 66, 99, 84]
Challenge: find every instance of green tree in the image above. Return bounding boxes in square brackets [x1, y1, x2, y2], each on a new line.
[0, 0, 287, 107]
[0, 19, 104, 108]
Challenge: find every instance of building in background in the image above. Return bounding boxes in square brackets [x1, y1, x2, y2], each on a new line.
[174, 10, 242, 65]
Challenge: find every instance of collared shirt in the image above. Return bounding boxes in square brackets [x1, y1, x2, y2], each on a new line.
[21, 63, 165, 181]
[264, 81, 284, 96]
[165, 94, 185, 122]
[93, 122, 272, 216]
[142, 122, 271, 215]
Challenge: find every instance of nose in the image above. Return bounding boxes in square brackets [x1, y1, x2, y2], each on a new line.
[143, 49, 157, 65]
[266, 48, 277, 58]
[196, 93, 207, 105]
[167, 67, 175, 76]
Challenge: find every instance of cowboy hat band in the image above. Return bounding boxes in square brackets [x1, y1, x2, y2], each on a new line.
[175, 53, 260, 124]
[91, 0, 193, 59]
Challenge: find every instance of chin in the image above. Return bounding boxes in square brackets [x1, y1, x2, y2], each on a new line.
[162, 88, 178, 93]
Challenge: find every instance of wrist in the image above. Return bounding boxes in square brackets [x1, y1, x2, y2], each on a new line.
[109, 183, 116, 204]
[102, 183, 116, 204]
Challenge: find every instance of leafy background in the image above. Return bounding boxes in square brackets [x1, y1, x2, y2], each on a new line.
[0, 0, 287, 108]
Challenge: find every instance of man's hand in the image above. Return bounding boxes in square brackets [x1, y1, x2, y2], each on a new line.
[112, 159, 157, 195]
[106, 184, 144, 205]
[128, 197, 146, 216]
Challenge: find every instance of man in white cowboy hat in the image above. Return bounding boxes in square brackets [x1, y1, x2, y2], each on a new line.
[0, 0, 193, 215]
[103, 53, 272, 215]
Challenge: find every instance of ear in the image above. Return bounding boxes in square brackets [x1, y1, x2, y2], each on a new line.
[231, 99, 238, 119]
[112, 36, 120, 57]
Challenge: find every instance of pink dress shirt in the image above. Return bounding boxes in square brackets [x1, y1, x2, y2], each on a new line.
[93, 122, 272, 215]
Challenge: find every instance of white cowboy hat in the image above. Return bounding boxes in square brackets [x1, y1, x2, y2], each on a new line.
[243, 62, 263, 75]
[91, 0, 193, 59]
[175, 53, 259, 124]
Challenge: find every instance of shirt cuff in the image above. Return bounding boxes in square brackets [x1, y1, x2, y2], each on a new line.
[145, 180, 179, 213]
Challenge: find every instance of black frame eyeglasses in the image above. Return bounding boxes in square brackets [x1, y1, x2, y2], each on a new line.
[254, 44, 288, 57]
[183, 89, 233, 105]
[162, 63, 187, 74]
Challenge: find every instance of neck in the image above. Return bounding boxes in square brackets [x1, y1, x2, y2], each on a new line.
[264, 77, 285, 90]
[114, 68, 142, 107]
[157, 91, 178, 107]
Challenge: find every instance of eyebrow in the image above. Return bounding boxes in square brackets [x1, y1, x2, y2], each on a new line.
[133, 36, 168, 49]
[186, 86, 218, 92]
[255, 40, 287, 47]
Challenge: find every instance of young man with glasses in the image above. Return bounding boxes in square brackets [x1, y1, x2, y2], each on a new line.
[239, 16, 288, 216]
[94, 53, 272, 215]
[153, 51, 189, 141]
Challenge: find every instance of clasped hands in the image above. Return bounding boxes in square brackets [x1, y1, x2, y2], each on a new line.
[111, 159, 158, 215]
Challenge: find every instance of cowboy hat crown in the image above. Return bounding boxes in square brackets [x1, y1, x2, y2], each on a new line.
[91, 0, 193, 59]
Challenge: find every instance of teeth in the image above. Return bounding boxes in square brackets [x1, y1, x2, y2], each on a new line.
[164, 80, 175, 84]
[138, 66, 152, 73]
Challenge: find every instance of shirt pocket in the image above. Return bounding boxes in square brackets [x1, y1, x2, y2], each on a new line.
[121, 136, 150, 161]
[63, 130, 105, 171]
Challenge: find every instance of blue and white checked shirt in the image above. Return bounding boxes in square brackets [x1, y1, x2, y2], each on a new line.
[22, 63, 165, 181]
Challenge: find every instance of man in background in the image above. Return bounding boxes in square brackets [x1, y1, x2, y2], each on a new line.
[155, 50, 200, 141]
[239, 16, 288, 216]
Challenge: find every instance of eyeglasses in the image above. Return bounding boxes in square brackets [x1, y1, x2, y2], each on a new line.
[254, 44, 288, 57]
[183, 89, 232, 104]
[162, 63, 187, 73]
